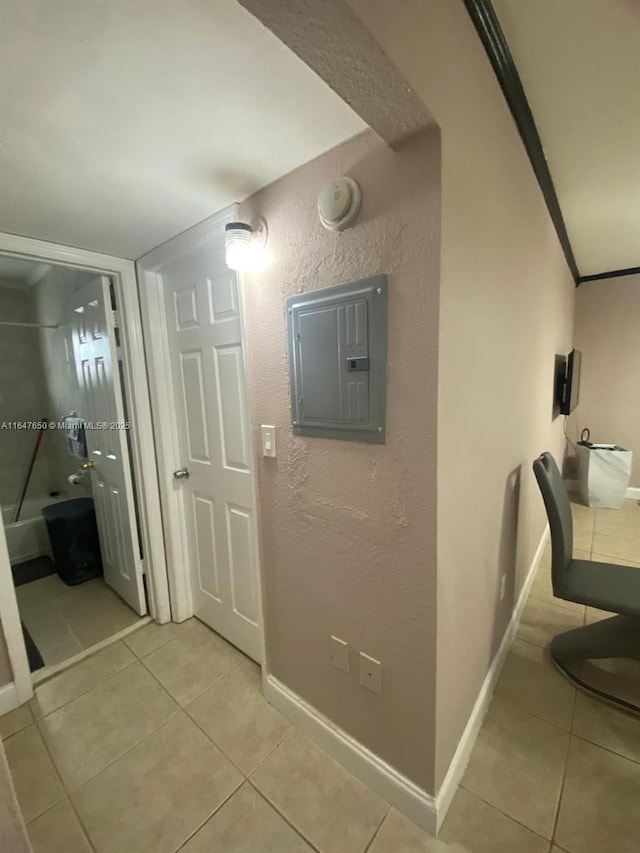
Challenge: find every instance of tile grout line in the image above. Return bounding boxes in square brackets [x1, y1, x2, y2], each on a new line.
[570, 728, 640, 767]
[182, 692, 259, 780]
[492, 691, 575, 736]
[548, 684, 578, 846]
[33, 652, 140, 722]
[248, 725, 293, 772]
[35, 664, 183, 792]
[245, 728, 392, 853]
[184, 692, 293, 782]
[487, 530, 583, 848]
[164, 669, 323, 853]
[244, 775, 324, 853]
[32, 616, 150, 686]
[19, 575, 147, 676]
[28, 621, 249, 853]
[30, 797, 96, 853]
[457, 782, 554, 845]
[122, 617, 195, 659]
[549, 526, 583, 850]
[137, 639, 247, 710]
[168, 675, 314, 852]
[248, 782, 325, 853]
[172, 780, 245, 853]
[8, 724, 66, 826]
[362, 806, 391, 853]
[30, 716, 97, 852]
[525, 594, 579, 612]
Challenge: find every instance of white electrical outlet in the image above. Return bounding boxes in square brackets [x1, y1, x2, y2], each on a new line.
[359, 652, 382, 695]
[330, 636, 350, 672]
[500, 573, 507, 601]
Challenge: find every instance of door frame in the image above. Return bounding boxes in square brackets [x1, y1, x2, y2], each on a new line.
[137, 205, 266, 660]
[0, 230, 172, 708]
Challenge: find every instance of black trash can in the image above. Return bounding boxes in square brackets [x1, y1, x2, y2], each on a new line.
[41, 498, 103, 585]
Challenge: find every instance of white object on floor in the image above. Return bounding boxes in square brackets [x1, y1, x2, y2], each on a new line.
[577, 443, 633, 509]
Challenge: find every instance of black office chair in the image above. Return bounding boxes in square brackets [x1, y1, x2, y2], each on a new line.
[533, 451, 640, 714]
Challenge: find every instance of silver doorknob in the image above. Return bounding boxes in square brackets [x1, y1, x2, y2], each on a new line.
[173, 467, 190, 480]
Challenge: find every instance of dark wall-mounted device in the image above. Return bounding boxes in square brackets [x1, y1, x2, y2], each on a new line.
[286, 274, 388, 443]
[557, 348, 582, 415]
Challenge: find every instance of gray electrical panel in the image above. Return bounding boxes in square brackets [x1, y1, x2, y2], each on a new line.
[286, 274, 387, 443]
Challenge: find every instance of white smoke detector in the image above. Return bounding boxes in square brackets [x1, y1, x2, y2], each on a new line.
[317, 177, 362, 231]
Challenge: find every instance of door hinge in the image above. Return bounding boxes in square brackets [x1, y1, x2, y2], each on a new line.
[138, 558, 146, 576]
[112, 309, 120, 328]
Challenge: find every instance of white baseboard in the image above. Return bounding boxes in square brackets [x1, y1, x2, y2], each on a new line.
[264, 675, 439, 835]
[433, 525, 549, 828]
[0, 681, 19, 717]
[626, 487, 640, 500]
[264, 526, 549, 836]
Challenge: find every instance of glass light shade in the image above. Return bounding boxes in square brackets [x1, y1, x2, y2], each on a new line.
[225, 222, 254, 271]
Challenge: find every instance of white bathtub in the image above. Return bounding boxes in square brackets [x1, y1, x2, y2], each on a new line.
[2, 495, 68, 565]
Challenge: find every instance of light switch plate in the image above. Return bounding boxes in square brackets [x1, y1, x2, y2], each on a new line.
[330, 636, 350, 672]
[359, 652, 382, 695]
[261, 424, 276, 458]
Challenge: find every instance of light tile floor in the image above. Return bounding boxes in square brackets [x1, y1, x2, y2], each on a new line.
[1, 496, 639, 852]
[16, 574, 145, 667]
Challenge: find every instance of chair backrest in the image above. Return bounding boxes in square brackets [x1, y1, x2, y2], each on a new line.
[532, 451, 573, 596]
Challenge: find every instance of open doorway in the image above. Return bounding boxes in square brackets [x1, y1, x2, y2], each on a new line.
[0, 258, 148, 675]
[0, 234, 171, 707]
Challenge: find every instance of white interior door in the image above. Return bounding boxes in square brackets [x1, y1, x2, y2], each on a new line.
[69, 276, 146, 615]
[159, 239, 261, 662]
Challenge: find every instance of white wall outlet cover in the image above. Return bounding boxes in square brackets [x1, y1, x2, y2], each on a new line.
[330, 635, 350, 672]
[359, 652, 382, 695]
[318, 177, 362, 231]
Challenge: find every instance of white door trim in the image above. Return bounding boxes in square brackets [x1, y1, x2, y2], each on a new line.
[0, 518, 31, 705]
[137, 205, 266, 661]
[0, 231, 172, 708]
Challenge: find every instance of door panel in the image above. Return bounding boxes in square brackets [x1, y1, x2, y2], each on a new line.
[69, 277, 146, 615]
[180, 351, 210, 462]
[160, 243, 261, 662]
[215, 345, 250, 472]
[226, 502, 258, 624]
[193, 493, 220, 600]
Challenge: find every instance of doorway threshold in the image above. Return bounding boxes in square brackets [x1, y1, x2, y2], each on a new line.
[32, 616, 152, 686]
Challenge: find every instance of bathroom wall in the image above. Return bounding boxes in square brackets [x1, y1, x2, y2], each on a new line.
[0, 280, 55, 508]
[571, 274, 640, 486]
[241, 128, 441, 791]
[31, 266, 95, 497]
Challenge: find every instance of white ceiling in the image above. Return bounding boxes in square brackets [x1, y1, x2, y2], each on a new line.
[493, 0, 640, 276]
[0, 0, 365, 260]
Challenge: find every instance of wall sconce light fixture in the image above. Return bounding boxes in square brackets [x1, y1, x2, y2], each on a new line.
[224, 219, 267, 271]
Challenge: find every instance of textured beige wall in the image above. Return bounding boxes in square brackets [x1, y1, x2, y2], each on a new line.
[571, 275, 640, 485]
[241, 128, 441, 791]
[0, 282, 54, 506]
[347, 0, 576, 787]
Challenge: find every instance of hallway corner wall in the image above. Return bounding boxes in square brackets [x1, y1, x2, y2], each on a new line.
[241, 127, 442, 793]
